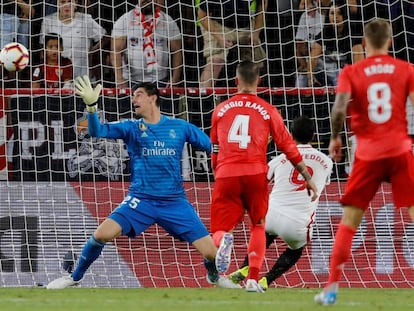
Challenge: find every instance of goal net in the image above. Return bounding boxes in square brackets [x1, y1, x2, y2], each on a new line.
[1, 0, 414, 288]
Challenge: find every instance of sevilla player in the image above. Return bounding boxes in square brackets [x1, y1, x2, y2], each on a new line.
[315, 19, 414, 305]
[210, 61, 318, 292]
[226, 116, 333, 290]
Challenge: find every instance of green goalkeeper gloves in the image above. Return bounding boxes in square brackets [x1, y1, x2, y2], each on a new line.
[74, 75, 102, 113]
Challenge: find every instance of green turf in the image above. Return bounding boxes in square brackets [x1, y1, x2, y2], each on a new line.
[1, 288, 413, 311]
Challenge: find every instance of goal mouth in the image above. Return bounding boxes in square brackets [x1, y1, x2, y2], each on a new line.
[1, 85, 413, 288]
[1, 0, 414, 289]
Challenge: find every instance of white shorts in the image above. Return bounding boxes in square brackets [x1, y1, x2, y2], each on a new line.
[265, 207, 314, 250]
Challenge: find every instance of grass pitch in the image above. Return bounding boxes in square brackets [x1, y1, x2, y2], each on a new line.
[1, 287, 413, 311]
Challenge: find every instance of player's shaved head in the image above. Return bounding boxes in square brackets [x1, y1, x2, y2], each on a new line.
[364, 19, 391, 50]
[236, 61, 260, 85]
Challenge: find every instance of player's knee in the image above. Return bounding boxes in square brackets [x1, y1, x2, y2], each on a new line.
[252, 218, 266, 226]
[88, 234, 106, 247]
[193, 235, 216, 260]
[250, 223, 265, 235]
[93, 229, 118, 243]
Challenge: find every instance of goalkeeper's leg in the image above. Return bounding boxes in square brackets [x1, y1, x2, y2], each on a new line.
[46, 235, 106, 289]
[71, 235, 105, 281]
[71, 218, 122, 281]
[47, 218, 122, 289]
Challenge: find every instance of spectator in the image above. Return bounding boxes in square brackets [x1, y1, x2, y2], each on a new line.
[111, 0, 183, 89]
[378, 0, 409, 62]
[0, 0, 34, 85]
[295, 0, 324, 87]
[345, 0, 363, 38]
[40, 0, 106, 79]
[0, 0, 34, 48]
[299, 0, 331, 15]
[44, 0, 58, 15]
[17, 0, 34, 48]
[197, 0, 268, 88]
[307, 2, 364, 87]
[358, 0, 414, 62]
[86, 0, 132, 85]
[32, 33, 73, 89]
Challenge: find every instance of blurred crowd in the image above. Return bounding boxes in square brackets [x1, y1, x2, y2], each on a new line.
[1, 0, 414, 90]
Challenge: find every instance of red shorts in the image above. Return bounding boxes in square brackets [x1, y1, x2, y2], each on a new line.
[341, 151, 414, 209]
[210, 173, 268, 232]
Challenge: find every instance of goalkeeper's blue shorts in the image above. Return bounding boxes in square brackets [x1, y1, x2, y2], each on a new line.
[108, 194, 210, 244]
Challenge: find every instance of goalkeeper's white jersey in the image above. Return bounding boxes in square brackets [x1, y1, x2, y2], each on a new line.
[267, 144, 333, 223]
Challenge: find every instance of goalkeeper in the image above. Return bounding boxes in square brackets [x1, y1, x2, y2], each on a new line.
[225, 116, 332, 290]
[47, 76, 233, 289]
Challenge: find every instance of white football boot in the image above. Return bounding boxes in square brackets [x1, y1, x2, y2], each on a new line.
[46, 275, 81, 289]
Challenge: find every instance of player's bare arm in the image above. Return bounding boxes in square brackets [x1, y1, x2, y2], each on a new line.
[295, 161, 318, 201]
[252, 0, 268, 43]
[331, 92, 350, 138]
[170, 39, 183, 85]
[409, 91, 414, 106]
[329, 92, 351, 162]
[197, 7, 233, 48]
[110, 36, 127, 87]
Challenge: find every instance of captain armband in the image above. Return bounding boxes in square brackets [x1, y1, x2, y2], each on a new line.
[212, 144, 219, 153]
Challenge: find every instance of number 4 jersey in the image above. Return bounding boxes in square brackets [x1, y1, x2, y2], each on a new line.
[210, 93, 302, 178]
[337, 54, 414, 160]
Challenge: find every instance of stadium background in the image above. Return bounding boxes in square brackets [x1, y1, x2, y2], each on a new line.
[1, 0, 414, 288]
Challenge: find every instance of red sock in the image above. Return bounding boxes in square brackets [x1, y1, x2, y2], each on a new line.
[328, 223, 356, 285]
[247, 224, 266, 281]
[212, 231, 226, 247]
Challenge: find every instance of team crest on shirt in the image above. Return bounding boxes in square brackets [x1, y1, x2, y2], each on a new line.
[169, 129, 176, 139]
[139, 122, 147, 131]
[139, 122, 148, 137]
[55, 69, 62, 77]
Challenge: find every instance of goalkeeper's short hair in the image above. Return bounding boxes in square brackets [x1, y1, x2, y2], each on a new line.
[132, 82, 160, 107]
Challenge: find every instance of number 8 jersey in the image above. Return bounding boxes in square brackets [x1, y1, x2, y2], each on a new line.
[337, 55, 414, 160]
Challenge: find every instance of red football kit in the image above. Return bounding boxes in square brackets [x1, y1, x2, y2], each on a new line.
[210, 93, 302, 231]
[32, 58, 73, 88]
[210, 94, 302, 178]
[337, 55, 414, 209]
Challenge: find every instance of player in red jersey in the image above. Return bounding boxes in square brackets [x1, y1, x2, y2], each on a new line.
[32, 33, 73, 89]
[315, 19, 414, 305]
[210, 61, 318, 292]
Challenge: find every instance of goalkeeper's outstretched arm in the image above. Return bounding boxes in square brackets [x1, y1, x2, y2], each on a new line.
[74, 75, 102, 113]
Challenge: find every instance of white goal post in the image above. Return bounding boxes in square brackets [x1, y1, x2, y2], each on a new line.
[0, 0, 414, 288]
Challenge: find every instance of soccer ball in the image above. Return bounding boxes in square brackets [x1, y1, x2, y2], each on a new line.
[0, 42, 30, 72]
